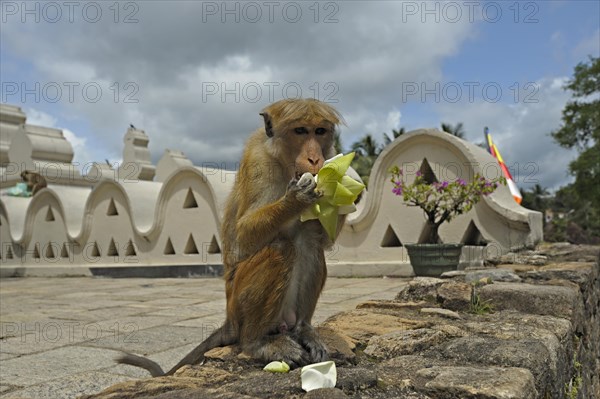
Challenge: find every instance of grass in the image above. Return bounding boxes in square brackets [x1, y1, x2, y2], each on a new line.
[564, 337, 583, 399]
[469, 289, 494, 315]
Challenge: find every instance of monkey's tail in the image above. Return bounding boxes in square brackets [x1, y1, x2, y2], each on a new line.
[115, 352, 165, 377]
[164, 324, 236, 375]
[115, 323, 236, 377]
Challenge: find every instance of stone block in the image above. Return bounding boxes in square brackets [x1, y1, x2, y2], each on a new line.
[415, 366, 537, 398]
[478, 282, 581, 320]
[321, 309, 429, 343]
[364, 328, 450, 360]
[395, 277, 444, 303]
[465, 269, 521, 283]
[436, 281, 472, 311]
[420, 307, 461, 319]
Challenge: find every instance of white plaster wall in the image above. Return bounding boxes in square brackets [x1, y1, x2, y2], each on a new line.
[0, 128, 543, 275]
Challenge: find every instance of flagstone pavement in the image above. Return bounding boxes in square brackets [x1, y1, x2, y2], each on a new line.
[0, 276, 408, 399]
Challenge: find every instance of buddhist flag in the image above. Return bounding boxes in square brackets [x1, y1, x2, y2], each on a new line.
[484, 127, 522, 204]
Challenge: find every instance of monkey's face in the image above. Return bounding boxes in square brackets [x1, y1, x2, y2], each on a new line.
[260, 98, 342, 179]
[284, 123, 334, 178]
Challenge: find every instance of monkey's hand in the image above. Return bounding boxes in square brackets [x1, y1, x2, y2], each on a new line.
[286, 173, 320, 205]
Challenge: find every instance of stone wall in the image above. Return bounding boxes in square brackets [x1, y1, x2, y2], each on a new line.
[85, 243, 599, 399]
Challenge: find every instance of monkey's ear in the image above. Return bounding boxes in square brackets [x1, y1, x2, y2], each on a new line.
[260, 112, 274, 138]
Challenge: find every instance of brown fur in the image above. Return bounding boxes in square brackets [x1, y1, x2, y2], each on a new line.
[20, 171, 47, 195]
[116, 98, 345, 376]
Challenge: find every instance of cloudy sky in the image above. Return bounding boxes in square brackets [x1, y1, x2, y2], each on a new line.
[1, 0, 598, 191]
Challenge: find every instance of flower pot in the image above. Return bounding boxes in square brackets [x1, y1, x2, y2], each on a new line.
[405, 243, 464, 277]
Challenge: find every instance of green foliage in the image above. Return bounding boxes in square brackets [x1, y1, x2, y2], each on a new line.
[521, 184, 549, 212]
[521, 184, 550, 228]
[551, 57, 600, 240]
[350, 125, 465, 187]
[348, 129, 407, 186]
[383, 128, 406, 145]
[389, 166, 505, 243]
[552, 56, 600, 150]
[564, 351, 583, 399]
[441, 122, 466, 138]
[565, 376, 583, 399]
[351, 155, 375, 187]
[469, 290, 494, 315]
[351, 133, 382, 158]
[350, 133, 382, 186]
[569, 144, 600, 211]
[544, 217, 568, 243]
[544, 185, 600, 243]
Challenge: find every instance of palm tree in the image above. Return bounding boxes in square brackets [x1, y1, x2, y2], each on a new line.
[521, 184, 549, 213]
[351, 134, 381, 158]
[530, 184, 549, 211]
[349, 128, 407, 187]
[383, 127, 406, 146]
[440, 122, 466, 139]
[350, 134, 382, 187]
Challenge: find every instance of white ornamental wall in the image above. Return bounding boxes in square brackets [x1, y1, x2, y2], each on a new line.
[0, 106, 542, 277]
[1, 167, 233, 275]
[331, 129, 542, 275]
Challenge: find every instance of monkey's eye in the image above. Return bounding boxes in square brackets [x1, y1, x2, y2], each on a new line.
[315, 128, 327, 135]
[294, 127, 308, 135]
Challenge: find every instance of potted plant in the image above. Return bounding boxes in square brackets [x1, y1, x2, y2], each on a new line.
[389, 166, 505, 276]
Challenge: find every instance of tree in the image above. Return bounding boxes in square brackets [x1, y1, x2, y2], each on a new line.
[521, 184, 549, 217]
[383, 128, 406, 146]
[547, 184, 600, 244]
[440, 122, 466, 138]
[350, 128, 409, 186]
[350, 134, 382, 186]
[351, 134, 381, 158]
[530, 184, 549, 211]
[551, 56, 600, 240]
[552, 57, 600, 150]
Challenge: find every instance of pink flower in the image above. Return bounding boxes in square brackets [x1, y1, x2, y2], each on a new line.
[434, 181, 449, 192]
[392, 181, 403, 196]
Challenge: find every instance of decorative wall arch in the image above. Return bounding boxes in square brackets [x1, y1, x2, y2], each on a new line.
[334, 129, 542, 270]
[0, 111, 542, 276]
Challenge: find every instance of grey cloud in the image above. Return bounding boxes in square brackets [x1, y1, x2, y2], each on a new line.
[434, 78, 576, 191]
[6, 1, 554, 182]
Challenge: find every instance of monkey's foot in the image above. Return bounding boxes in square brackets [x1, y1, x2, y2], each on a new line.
[297, 332, 329, 364]
[249, 334, 310, 369]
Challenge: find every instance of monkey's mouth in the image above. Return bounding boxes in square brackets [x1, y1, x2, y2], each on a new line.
[295, 171, 316, 180]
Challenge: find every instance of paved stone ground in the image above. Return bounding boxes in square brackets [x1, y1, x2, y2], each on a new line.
[0, 276, 408, 399]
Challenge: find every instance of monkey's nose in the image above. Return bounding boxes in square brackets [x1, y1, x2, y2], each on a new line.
[308, 158, 323, 173]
